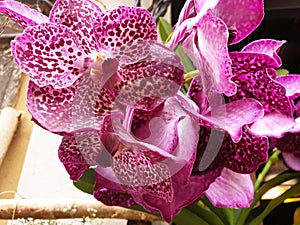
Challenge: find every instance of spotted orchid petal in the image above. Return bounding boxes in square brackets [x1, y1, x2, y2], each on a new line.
[58, 130, 100, 181]
[221, 126, 268, 173]
[242, 39, 286, 67]
[0, 0, 48, 28]
[230, 69, 293, 116]
[58, 127, 117, 181]
[277, 75, 300, 100]
[27, 76, 115, 133]
[12, 23, 90, 88]
[182, 12, 236, 96]
[115, 43, 184, 111]
[112, 149, 174, 202]
[282, 152, 300, 172]
[250, 112, 295, 138]
[50, 0, 103, 53]
[205, 168, 254, 208]
[200, 98, 264, 143]
[212, 0, 264, 44]
[94, 6, 157, 64]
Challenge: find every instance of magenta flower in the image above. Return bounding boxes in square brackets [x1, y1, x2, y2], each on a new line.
[169, 0, 264, 96]
[58, 95, 201, 222]
[0, 0, 184, 133]
[271, 74, 300, 171]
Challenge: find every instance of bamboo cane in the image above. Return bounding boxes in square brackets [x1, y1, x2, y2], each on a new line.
[0, 198, 160, 221]
[0, 107, 20, 167]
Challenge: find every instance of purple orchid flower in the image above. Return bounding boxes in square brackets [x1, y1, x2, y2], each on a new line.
[270, 75, 300, 171]
[58, 95, 201, 223]
[169, 0, 264, 96]
[0, 0, 184, 133]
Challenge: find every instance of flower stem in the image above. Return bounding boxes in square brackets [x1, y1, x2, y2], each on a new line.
[254, 150, 281, 191]
[187, 202, 227, 225]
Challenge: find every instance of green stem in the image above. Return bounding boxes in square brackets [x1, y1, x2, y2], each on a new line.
[236, 172, 300, 225]
[254, 150, 281, 191]
[249, 182, 300, 225]
[173, 208, 210, 225]
[201, 196, 231, 225]
[187, 202, 226, 225]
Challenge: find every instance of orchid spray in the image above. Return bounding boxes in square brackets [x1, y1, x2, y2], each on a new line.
[0, 0, 299, 224]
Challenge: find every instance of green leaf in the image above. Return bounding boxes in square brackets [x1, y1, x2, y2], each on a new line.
[157, 17, 173, 44]
[173, 208, 211, 225]
[175, 44, 195, 73]
[73, 168, 96, 195]
[249, 182, 300, 225]
[276, 68, 289, 76]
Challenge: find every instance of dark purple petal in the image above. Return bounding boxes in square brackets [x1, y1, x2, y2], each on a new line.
[12, 23, 89, 88]
[282, 152, 300, 172]
[230, 70, 293, 116]
[205, 168, 254, 208]
[276, 133, 300, 158]
[115, 43, 184, 111]
[132, 168, 222, 223]
[221, 126, 268, 173]
[250, 112, 295, 138]
[94, 168, 136, 206]
[277, 75, 300, 100]
[94, 6, 157, 51]
[0, 0, 48, 28]
[27, 76, 115, 133]
[200, 98, 264, 143]
[50, 0, 103, 53]
[182, 13, 236, 96]
[212, 0, 264, 44]
[242, 39, 285, 67]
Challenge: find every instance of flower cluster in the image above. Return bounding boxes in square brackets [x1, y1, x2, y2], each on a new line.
[0, 0, 299, 223]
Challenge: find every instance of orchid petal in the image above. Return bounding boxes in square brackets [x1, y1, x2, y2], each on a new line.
[94, 6, 157, 51]
[133, 168, 222, 223]
[94, 168, 136, 206]
[182, 13, 236, 96]
[50, 0, 103, 53]
[212, 0, 264, 44]
[112, 149, 174, 202]
[277, 75, 300, 100]
[222, 126, 269, 173]
[115, 43, 184, 111]
[58, 129, 117, 181]
[282, 152, 300, 172]
[231, 70, 293, 116]
[205, 168, 253, 208]
[242, 39, 286, 66]
[27, 76, 115, 133]
[201, 98, 264, 143]
[12, 23, 89, 88]
[276, 133, 300, 159]
[230, 52, 280, 71]
[0, 0, 48, 28]
[250, 112, 295, 138]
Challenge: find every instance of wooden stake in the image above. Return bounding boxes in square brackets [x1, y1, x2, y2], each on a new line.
[0, 198, 160, 222]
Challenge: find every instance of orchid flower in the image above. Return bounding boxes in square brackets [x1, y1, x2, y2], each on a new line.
[169, 0, 264, 96]
[0, 0, 184, 133]
[271, 75, 300, 171]
[58, 95, 201, 223]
